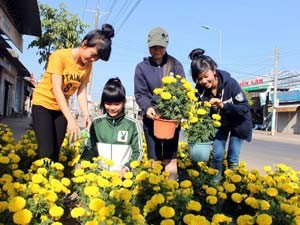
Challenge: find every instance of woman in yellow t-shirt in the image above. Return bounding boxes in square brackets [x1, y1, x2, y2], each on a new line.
[31, 24, 114, 161]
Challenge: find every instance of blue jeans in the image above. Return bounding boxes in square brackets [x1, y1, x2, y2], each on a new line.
[211, 129, 243, 180]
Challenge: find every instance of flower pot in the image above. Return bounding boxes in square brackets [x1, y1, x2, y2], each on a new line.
[188, 142, 212, 162]
[153, 116, 178, 139]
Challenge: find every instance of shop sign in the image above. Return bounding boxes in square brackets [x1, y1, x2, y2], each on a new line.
[240, 78, 264, 87]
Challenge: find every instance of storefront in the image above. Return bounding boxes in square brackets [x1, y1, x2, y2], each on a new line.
[240, 73, 300, 134]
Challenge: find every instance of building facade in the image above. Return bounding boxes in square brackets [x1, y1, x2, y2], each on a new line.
[240, 71, 300, 134]
[0, 0, 41, 117]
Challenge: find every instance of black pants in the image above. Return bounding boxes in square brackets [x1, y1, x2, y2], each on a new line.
[32, 105, 67, 161]
[143, 116, 180, 160]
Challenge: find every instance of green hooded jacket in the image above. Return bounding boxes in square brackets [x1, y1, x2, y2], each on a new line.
[80, 113, 143, 171]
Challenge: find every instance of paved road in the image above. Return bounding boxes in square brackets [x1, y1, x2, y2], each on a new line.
[241, 137, 300, 172]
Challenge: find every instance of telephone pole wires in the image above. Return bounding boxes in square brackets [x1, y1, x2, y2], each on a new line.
[86, 0, 111, 101]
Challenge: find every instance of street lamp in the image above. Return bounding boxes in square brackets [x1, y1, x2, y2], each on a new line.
[201, 25, 222, 65]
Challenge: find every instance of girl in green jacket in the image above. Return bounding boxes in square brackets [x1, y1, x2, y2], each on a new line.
[80, 78, 143, 178]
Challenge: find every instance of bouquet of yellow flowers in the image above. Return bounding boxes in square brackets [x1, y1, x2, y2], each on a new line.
[183, 101, 221, 143]
[153, 74, 197, 121]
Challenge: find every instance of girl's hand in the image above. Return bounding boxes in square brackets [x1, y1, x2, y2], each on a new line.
[119, 167, 129, 179]
[209, 98, 224, 109]
[84, 115, 92, 131]
[67, 118, 81, 142]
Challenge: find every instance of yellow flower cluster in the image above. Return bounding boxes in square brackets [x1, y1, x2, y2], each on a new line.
[154, 74, 197, 120]
[184, 101, 222, 143]
[0, 124, 300, 225]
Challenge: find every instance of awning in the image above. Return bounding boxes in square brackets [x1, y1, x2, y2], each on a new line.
[242, 84, 270, 92]
[268, 104, 300, 113]
[0, 0, 41, 37]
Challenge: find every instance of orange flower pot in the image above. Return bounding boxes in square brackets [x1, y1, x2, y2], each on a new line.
[153, 116, 178, 139]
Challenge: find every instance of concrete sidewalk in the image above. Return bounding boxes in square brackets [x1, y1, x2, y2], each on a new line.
[252, 130, 300, 145]
[1, 116, 300, 144]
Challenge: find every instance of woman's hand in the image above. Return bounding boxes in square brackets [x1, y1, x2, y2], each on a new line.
[209, 98, 224, 109]
[146, 107, 156, 119]
[67, 117, 81, 142]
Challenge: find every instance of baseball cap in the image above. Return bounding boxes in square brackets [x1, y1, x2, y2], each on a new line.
[147, 27, 169, 48]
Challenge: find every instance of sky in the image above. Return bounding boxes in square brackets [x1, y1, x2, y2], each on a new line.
[17, 0, 300, 101]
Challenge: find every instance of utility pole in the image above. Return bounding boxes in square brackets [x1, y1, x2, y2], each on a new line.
[86, 0, 111, 102]
[271, 48, 279, 136]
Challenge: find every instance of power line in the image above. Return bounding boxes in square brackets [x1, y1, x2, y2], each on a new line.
[115, 0, 142, 33]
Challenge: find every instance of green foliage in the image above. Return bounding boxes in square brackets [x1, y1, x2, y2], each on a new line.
[28, 3, 89, 68]
[244, 91, 254, 106]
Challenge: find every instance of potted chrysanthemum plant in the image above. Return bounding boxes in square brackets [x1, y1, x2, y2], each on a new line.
[182, 100, 221, 162]
[153, 74, 197, 139]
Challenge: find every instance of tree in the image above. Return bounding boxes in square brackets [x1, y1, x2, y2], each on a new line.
[28, 3, 89, 68]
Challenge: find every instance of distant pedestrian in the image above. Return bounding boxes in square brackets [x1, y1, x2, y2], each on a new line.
[31, 24, 114, 161]
[134, 27, 185, 180]
[80, 78, 143, 178]
[189, 48, 252, 181]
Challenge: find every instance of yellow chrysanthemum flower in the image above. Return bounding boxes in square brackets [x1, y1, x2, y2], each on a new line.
[206, 195, 218, 205]
[231, 193, 243, 203]
[213, 120, 221, 127]
[203, 101, 211, 107]
[0, 156, 10, 164]
[159, 206, 175, 218]
[130, 160, 140, 169]
[0, 201, 8, 213]
[230, 174, 242, 183]
[161, 219, 175, 225]
[12, 209, 33, 225]
[223, 182, 236, 193]
[186, 200, 201, 211]
[197, 108, 207, 115]
[256, 214, 272, 225]
[245, 197, 259, 209]
[160, 91, 172, 100]
[208, 185, 219, 194]
[49, 205, 64, 219]
[212, 113, 221, 120]
[212, 214, 233, 224]
[180, 180, 192, 188]
[266, 187, 278, 197]
[153, 88, 163, 95]
[85, 220, 98, 225]
[84, 185, 100, 197]
[70, 207, 85, 218]
[236, 214, 254, 225]
[89, 198, 105, 211]
[8, 196, 26, 212]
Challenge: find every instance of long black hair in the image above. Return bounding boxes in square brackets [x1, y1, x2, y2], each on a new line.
[82, 24, 115, 61]
[189, 48, 218, 83]
[100, 77, 126, 113]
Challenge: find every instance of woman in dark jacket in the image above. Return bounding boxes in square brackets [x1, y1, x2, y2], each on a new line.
[134, 27, 185, 180]
[189, 48, 252, 181]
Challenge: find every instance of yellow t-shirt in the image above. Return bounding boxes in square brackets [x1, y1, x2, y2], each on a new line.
[32, 49, 92, 110]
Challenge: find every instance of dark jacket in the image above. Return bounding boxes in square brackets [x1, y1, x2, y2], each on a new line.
[196, 70, 252, 141]
[134, 53, 185, 116]
[80, 113, 143, 171]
